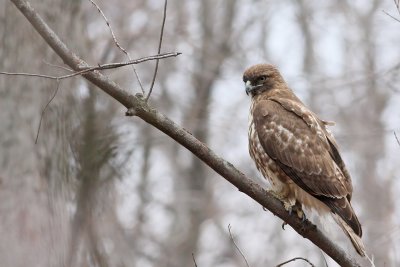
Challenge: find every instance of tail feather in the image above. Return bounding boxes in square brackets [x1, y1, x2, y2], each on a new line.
[321, 197, 366, 256]
[322, 197, 362, 236]
[333, 214, 366, 257]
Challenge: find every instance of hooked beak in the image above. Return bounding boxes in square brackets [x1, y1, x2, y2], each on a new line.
[245, 80, 261, 95]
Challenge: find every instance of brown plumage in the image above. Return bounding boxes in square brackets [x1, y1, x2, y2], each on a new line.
[243, 64, 365, 256]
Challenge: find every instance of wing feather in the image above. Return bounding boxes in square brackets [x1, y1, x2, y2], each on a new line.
[253, 99, 349, 198]
[271, 96, 353, 196]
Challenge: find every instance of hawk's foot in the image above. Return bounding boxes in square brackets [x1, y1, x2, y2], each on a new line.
[286, 201, 306, 222]
[266, 190, 306, 222]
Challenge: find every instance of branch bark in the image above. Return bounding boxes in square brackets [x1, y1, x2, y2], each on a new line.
[9, 0, 362, 266]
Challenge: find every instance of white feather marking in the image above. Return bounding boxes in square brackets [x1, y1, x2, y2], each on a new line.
[276, 124, 293, 139]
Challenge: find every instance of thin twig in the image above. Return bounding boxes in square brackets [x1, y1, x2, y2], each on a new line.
[88, 0, 145, 94]
[42, 60, 73, 72]
[35, 79, 60, 144]
[146, 0, 168, 102]
[319, 250, 329, 267]
[394, 132, 400, 147]
[276, 257, 316, 267]
[313, 62, 400, 91]
[0, 72, 59, 79]
[192, 253, 198, 267]
[382, 10, 400, 23]
[382, 0, 400, 23]
[228, 224, 250, 267]
[0, 52, 181, 80]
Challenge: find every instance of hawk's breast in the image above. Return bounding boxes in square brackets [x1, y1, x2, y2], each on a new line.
[248, 101, 332, 213]
[248, 104, 291, 195]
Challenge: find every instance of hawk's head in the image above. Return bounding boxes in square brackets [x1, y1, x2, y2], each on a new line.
[243, 64, 284, 96]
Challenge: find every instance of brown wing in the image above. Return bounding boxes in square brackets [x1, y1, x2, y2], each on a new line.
[268, 96, 354, 197]
[321, 124, 354, 200]
[253, 99, 349, 198]
[253, 99, 362, 236]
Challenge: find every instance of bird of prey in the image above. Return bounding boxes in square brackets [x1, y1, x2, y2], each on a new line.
[243, 64, 365, 256]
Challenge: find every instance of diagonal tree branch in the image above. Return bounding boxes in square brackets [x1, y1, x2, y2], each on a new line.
[8, 0, 362, 266]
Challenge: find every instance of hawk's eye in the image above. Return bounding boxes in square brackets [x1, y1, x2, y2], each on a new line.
[258, 76, 267, 83]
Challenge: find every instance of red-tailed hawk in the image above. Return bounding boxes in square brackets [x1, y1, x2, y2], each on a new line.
[243, 64, 365, 256]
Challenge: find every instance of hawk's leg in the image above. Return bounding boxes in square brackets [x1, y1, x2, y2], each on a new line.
[281, 199, 307, 229]
[290, 200, 306, 222]
[265, 189, 306, 224]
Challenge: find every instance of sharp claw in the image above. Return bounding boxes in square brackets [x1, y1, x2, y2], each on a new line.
[296, 208, 306, 222]
[301, 213, 307, 222]
[285, 202, 307, 222]
[281, 221, 287, 230]
[288, 206, 293, 216]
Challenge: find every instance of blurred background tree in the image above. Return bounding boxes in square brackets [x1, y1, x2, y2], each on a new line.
[0, 0, 399, 266]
